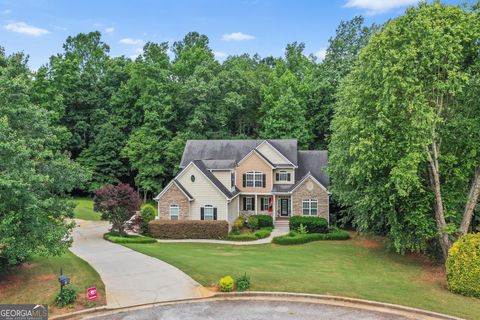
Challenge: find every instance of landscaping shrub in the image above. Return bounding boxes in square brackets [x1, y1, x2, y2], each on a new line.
[104, 232, 157, 243]
[272, 229, 350, 245]
[218, 275, 234, 292]
[235, 273, 251, 291]
[254, 227, 272, 239]
[226, 233, 258, 241]
[226, 228, 272, 241]
[289, 216, 328, 233]
[246, 215, 259, 230]
[140, 204, 156, 234]
[256, 214, 273, 228]
[446, 233, 480, 298]
[149, 220, 229, 239]
[55, 286, 77, 308]
[233, 215, 247, 230]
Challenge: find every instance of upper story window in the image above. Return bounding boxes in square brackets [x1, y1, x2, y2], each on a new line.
[243, 171, 265, 188]
[276, 170, 291, 182]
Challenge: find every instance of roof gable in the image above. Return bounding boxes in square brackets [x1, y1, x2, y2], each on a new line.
[256, 140, 296, 166]
[179, 139, 298, 168]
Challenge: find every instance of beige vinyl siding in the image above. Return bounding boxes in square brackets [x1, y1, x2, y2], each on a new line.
[177, 164, 229, 221]
[257, 142, 290, 165]
[273, 168, 295, 185]
[228, 196, 239, 224]
[211, 170, 232, 190]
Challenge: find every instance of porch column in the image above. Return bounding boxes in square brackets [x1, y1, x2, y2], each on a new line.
[272, 195, 276, 222]
[254, 194, 258, 215]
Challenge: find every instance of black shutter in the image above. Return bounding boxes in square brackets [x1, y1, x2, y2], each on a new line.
[242, 197, 246, 210]
[200, 207, 204, 220]
[276, 172, 279, 181]
[262, 174, 266, 187]
[213, 208, 217, 220]
[287, 173, 291, 181]
[252, 197, 255, 211]
[260, 197, 264, 211]
[243, 173, 246, 188]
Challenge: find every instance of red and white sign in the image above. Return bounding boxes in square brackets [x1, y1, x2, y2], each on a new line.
[87, 286, 97, 301]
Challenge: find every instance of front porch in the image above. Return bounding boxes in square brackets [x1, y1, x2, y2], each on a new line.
[238, 194, 292, 220]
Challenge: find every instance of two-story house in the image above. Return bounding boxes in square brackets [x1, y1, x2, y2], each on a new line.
[153, 139, 330, 227]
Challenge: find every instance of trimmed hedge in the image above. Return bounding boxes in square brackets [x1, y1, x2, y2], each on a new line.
[226, 227, 272, 241]
[446, 233, 480, 298]
[272, 229, 350, 245]
[256, 214, 273, 228]
[289, 216, 328, 233]
[104, 232, 157, 243]
[149, 220, 229, 239]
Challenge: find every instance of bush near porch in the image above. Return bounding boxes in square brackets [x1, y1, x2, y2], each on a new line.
[289, 216, 328, 233]
[226, 215, 273, 241]
[149, 220, 228, 239]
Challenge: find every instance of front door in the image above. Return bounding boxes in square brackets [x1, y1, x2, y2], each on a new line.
[280, 198, 289, 217]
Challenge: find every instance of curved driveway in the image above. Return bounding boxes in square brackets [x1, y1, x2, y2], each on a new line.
[70, 220, 209, 308]
[88, 300, 413, 320]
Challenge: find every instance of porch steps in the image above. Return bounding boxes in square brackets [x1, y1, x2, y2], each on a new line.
[275, 219, 290, 229]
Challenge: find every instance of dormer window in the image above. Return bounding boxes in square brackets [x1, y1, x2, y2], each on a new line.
[243, 171, 265, 188]
[276, 170, 291, 182]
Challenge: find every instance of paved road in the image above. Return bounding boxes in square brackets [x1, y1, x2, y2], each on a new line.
[89, 300, 411, 320]
[70, 220, 209, 308]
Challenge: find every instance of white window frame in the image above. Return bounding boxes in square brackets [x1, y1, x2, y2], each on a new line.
[302, 199, 318, 216]
[245, 171, 263, 187]
[245, 197, 254, 211]
[170, 204, 179, 220]
[277, 170, 289, 182]
[261, 196, 269, 211]
[204, 205, 214, 221]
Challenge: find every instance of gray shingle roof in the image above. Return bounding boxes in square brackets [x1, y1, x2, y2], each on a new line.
[192, 160, 237, 198]
[180, 139, 298, 168]
[296, 150, 329, 187]
[202, 159, 236, 170]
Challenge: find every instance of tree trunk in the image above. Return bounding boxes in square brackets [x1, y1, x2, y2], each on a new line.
[459, 166, 480, 235]
[427, 143, 452, 260]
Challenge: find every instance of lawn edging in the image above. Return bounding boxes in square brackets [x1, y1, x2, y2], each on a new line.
[50, 291, 464, 320]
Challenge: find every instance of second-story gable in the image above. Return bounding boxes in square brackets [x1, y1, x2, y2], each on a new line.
[235, 150, 273, 193]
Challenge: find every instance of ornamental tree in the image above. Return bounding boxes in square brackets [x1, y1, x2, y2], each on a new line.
[94, 183, 140, 234]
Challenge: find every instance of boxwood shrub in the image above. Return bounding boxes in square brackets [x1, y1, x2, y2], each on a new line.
[149, 220, 229, 239]
[226, 227, 272, 241]
[446, 233, 480, 297]
[256, 214, 273, 228]
[272, 229, 350, 245]
[289, 216, 328, 233]
[104, 232, 157, 243]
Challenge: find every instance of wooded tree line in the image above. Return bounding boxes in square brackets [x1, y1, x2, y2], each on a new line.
[30, 16, 373, 198]
[1, 2, 479, 267]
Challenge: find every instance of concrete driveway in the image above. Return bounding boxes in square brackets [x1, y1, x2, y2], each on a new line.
[70, 220, 209, 308]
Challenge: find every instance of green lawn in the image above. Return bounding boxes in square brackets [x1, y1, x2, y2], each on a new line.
[72, 198, 101, 221]
[124, 240, 480, 319]
[0, 251, 106, 315]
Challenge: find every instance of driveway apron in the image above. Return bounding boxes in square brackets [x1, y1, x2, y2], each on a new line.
[70, 219, 209, 308]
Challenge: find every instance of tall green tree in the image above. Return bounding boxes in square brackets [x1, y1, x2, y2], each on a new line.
[329, 2, 480, 259]
[0, 49, 87, 267]
[308, 16, 375, 149]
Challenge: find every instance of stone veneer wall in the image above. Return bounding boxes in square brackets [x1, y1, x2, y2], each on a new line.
[158, 183, 190, 220]
[291, 176, 329, 221]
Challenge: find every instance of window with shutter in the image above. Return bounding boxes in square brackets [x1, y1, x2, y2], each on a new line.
[200, 207, 205, 220]
[203, 205, 214, 220]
